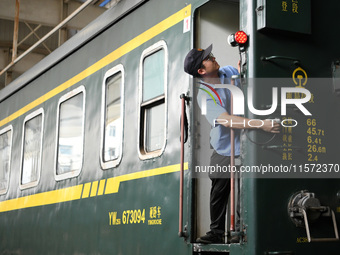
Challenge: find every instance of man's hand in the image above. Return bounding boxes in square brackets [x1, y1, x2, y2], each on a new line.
[261, 119, 280, 133]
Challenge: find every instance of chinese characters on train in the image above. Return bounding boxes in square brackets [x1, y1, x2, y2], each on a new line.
[108, 206, 163, 226]
[282, 0, 299, 13]
[282, 68, 326, 162]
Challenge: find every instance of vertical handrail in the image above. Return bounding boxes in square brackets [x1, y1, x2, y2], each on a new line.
[230, 78, 235, 232]
[179, 94, 186, 237]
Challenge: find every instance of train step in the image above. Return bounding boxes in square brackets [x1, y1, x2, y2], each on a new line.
[193, 243, 236, 254]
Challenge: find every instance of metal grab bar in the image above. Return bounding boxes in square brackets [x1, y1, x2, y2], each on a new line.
[230, 85, 235, 232]
[288, 190, 339, 242]
[179, 94, 188, 237]
[302, 208, 339, 242]
[230, 76, 239, 232]
[260, 55, 301, 66]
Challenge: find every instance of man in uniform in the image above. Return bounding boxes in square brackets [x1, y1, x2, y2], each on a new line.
[184, 45, 280, 244]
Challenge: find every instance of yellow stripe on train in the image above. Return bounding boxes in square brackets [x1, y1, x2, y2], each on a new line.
[0, 163, 188, 213]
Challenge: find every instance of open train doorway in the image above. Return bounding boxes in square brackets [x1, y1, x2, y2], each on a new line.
[192, 0, 241, 244]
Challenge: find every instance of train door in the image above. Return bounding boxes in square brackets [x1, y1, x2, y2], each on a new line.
[192, 0, 240, 243]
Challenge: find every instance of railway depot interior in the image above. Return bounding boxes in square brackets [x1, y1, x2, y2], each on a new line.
[0, 0, 340, 254]
[0, 0, 113, 90]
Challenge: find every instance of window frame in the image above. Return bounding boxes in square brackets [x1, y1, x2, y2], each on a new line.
[54, 86, 86, 181]
[0, 125, 13, 195]
[100, 64, 125, 169]
[19, 108, 44, 190]
[138, 40, 168, 160]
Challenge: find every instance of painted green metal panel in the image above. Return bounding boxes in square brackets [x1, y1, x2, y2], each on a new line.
[0, 0, 194, 254]
[257, 0, 311, 34]
[242, 0, 340, 254]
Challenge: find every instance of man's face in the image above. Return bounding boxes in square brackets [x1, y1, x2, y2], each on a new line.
[200, 53, 220, 76]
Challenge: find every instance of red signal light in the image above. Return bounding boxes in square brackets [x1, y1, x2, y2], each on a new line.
[235, 31, 248, 44]
[227, 31, 248, 48]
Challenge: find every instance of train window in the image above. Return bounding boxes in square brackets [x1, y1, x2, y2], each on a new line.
[101, 65, 124, 169]
[55, 86, 85, 181]
[138, 41, 168, 159]
[20, 109, 44, 189]
[0, 126, 12, 195]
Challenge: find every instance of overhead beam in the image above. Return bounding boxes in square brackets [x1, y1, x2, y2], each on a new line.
[12, 0, 20, 61]
[24, 22, 52, 53]
[0, 0, 106, 30]
[0, 0, 98, 77]
[58, 0, 69, 46]
[0, 41, 51, 56]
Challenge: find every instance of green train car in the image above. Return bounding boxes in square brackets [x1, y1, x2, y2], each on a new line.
[0, 0, 339, 254]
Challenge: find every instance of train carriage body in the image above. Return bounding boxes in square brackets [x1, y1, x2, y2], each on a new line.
[0, 0, 339, 254]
